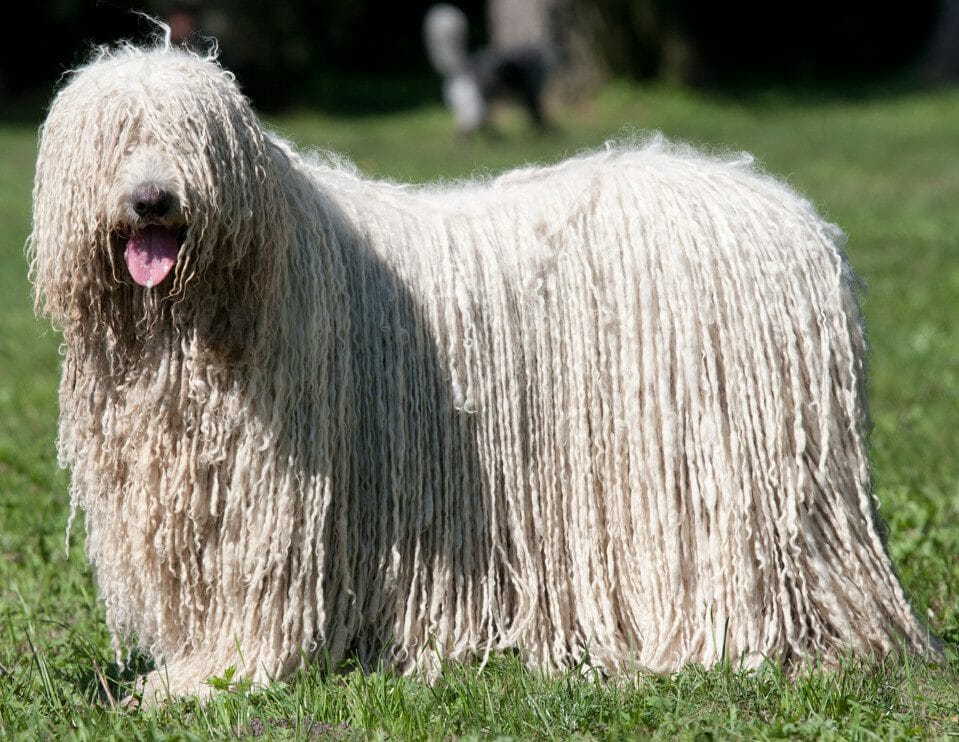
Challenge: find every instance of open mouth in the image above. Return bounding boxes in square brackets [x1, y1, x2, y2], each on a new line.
[122, 225, 184, 288]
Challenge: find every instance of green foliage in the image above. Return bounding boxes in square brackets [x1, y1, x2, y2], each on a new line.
[1, 83, 958, 739]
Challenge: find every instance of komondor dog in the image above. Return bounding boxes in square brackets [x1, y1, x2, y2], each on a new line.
[29, 38, 933, 704]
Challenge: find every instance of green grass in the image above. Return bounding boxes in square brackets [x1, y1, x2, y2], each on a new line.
[2, 81, 958, 739]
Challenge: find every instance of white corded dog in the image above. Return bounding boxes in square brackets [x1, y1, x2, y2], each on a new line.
[29, 36, 934, 704]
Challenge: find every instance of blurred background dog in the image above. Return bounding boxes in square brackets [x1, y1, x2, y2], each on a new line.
[423, 3, 554, 135]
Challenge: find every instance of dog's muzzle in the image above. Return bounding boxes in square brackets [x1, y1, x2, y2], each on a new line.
[122, 185, 183, 288]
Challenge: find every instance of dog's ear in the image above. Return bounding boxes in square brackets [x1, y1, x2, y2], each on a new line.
[164, 69, 295, 277]
[176, 138, 296, 362]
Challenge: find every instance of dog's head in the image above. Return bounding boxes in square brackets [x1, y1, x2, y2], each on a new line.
[29, 40, 288, 358]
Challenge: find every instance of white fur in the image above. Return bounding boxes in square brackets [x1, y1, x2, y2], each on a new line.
[29, 41, 934, 704]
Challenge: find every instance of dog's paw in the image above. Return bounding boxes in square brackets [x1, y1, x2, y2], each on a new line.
[123, 666, 214, 709]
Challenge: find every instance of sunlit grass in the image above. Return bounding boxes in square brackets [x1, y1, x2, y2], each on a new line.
[1, 80, 957, 738]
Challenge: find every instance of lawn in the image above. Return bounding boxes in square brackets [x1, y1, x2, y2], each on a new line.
[1, 77, 958, 739]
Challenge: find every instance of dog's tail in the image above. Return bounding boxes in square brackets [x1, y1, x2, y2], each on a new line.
[423, 4, 470, 77]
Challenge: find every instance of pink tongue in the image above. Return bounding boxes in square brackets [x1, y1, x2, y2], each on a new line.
[124, 226, 179, 287]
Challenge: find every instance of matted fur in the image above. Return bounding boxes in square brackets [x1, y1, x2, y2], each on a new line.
[29, 39, 933, 701]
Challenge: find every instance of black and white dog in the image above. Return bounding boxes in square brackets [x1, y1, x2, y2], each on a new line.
[423, 3, 553, 134]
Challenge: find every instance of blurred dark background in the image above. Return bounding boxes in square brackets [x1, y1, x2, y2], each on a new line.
[0, 0, 952, 113]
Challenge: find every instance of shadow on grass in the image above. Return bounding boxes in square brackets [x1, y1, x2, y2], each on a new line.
[679, 65, 955, 110]
[7, 65, 955, 129]
[71, 649, 155, 706]
[297, 71, 442, 117]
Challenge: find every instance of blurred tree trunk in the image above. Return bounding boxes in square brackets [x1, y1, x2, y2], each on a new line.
[565, 0, 701, 84]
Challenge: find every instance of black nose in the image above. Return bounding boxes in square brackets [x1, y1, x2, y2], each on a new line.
[131, 185, 174, 218]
